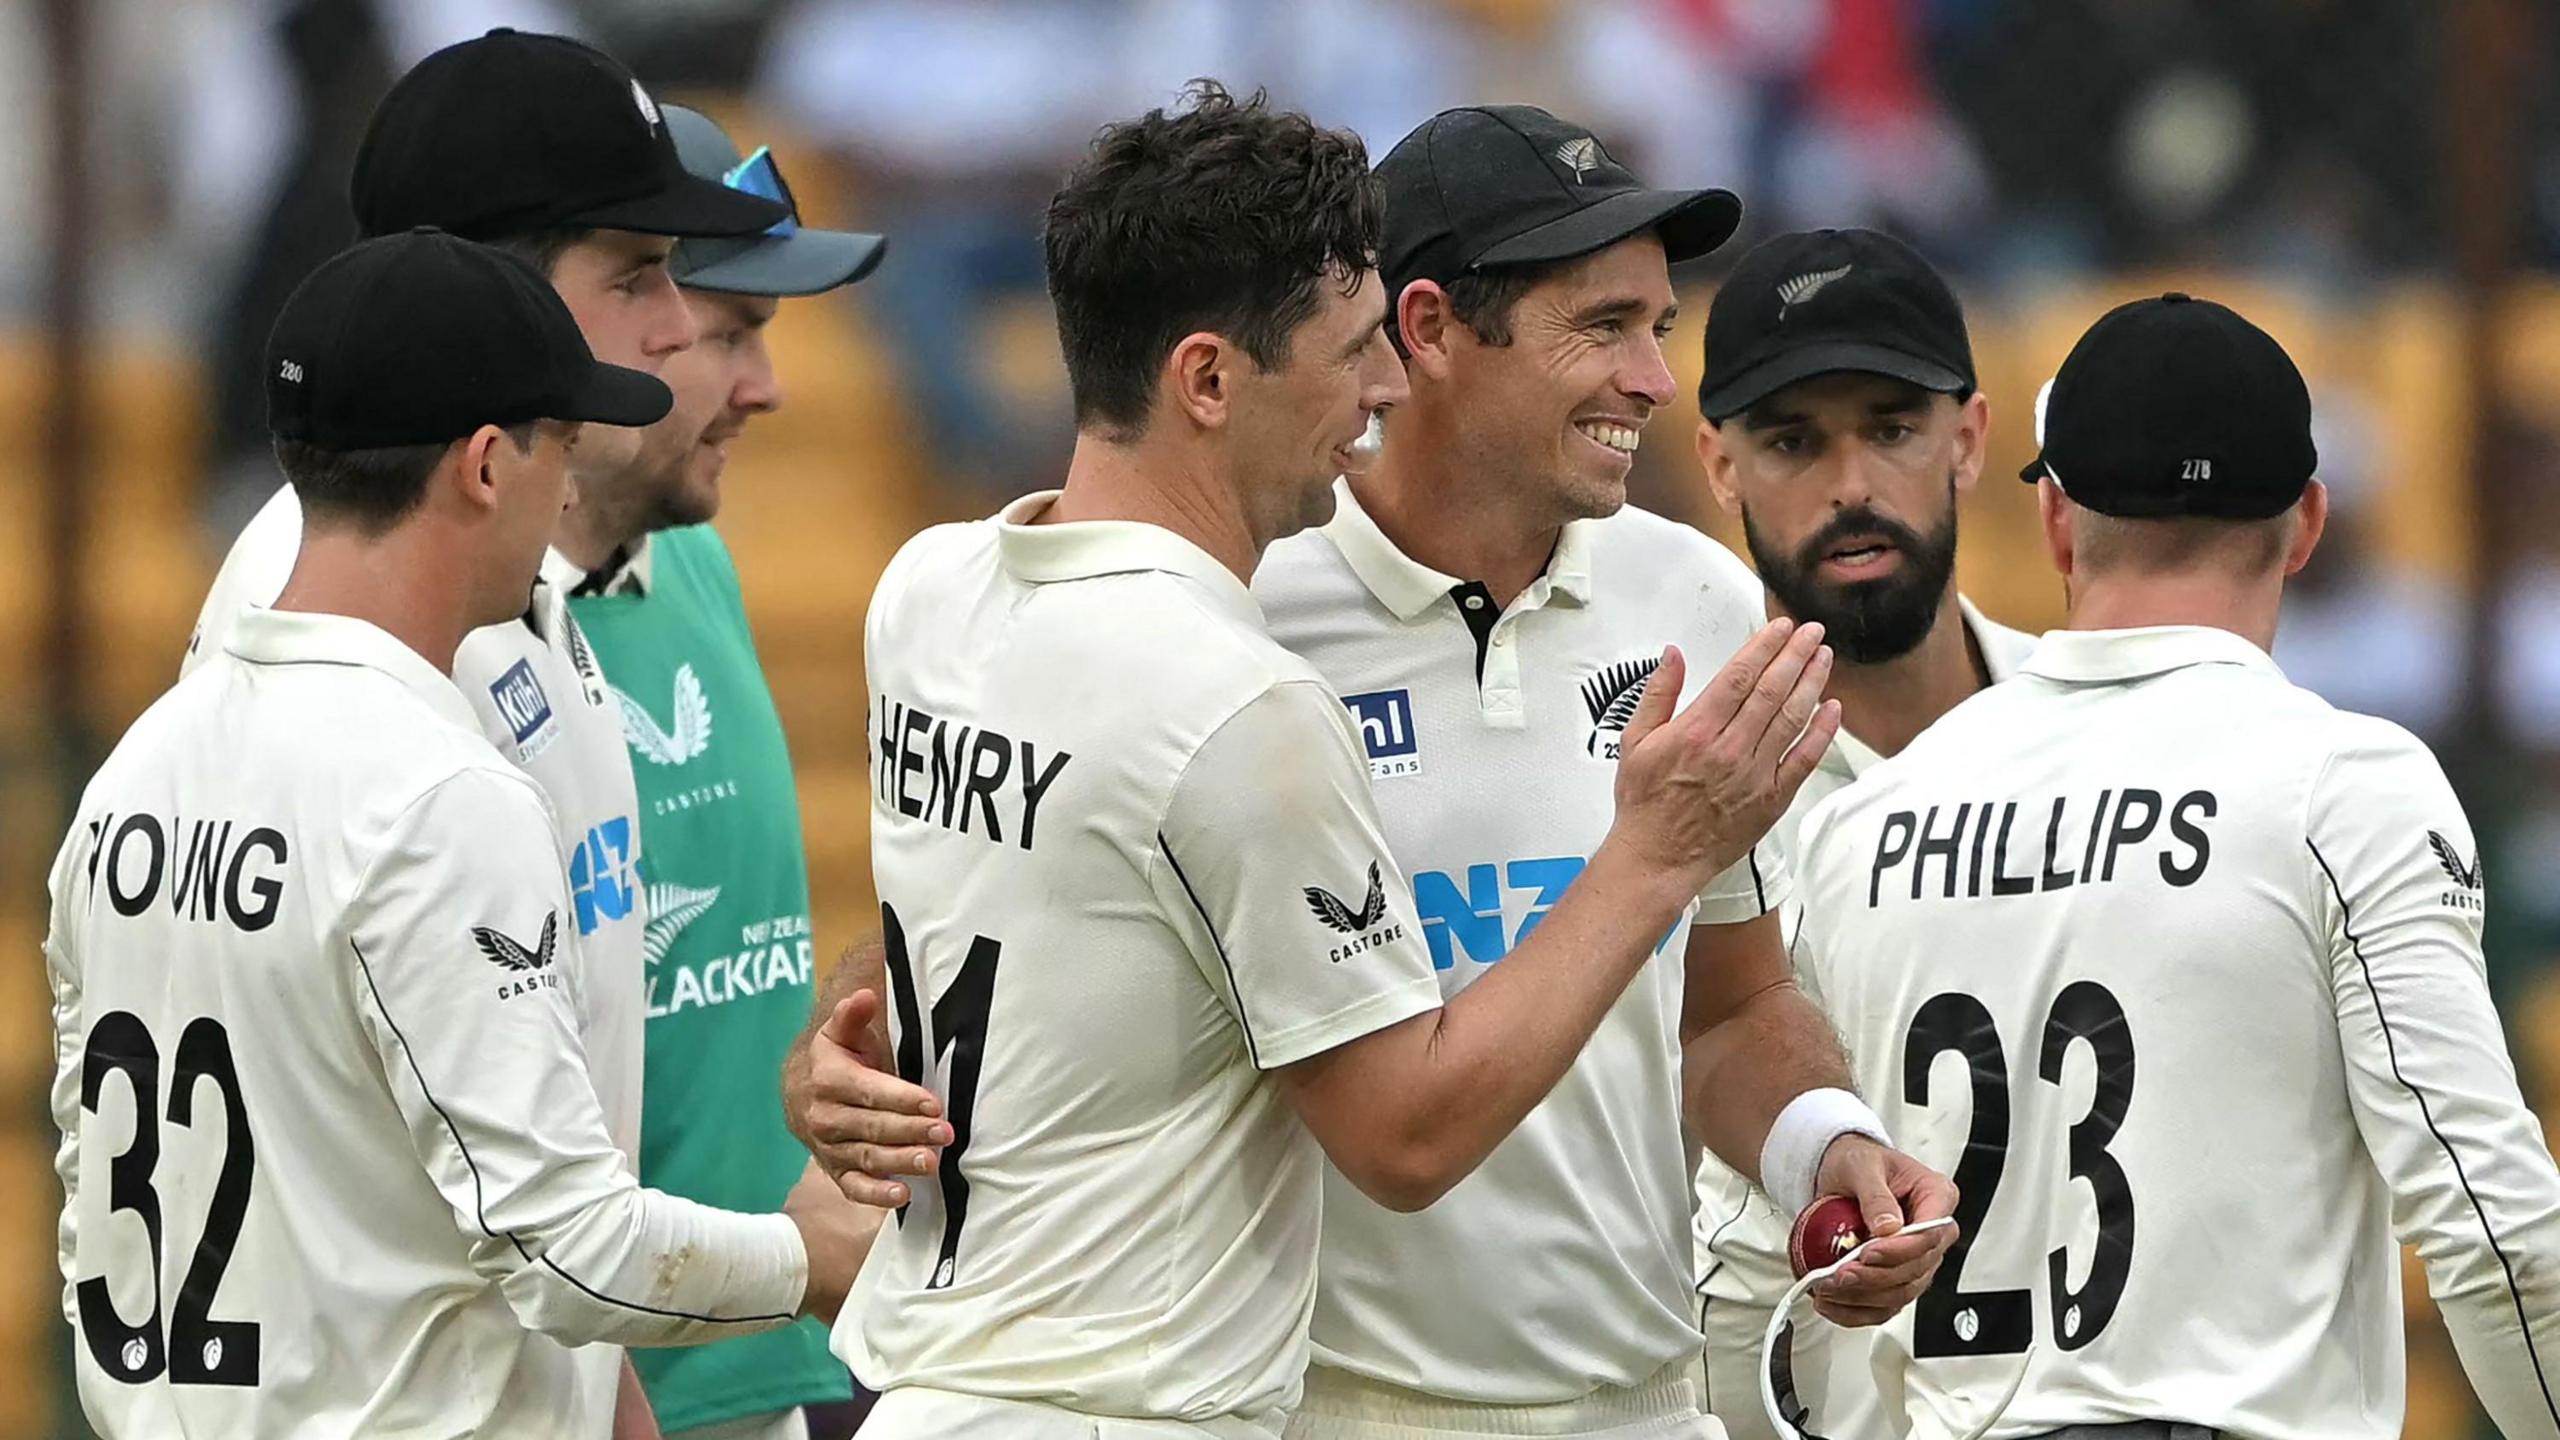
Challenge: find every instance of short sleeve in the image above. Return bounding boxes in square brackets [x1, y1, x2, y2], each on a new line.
[1153, 680, 1444, 1070]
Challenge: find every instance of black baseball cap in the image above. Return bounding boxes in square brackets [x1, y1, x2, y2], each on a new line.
[1699, 228, 1974, 421]
[1377, 106, 1740, 308]
[351, 29, 787, 241]
[2022, 293, 2316, 520]
[665, 106, 886, 295]
[268, 229, 672, 449]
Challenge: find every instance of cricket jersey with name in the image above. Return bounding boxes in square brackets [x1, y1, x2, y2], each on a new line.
[184, 484, 648, 1433]
[843, 493, 1444, 1436]
[1792, 625, 2560, 1440]
[51, 608, 806, 1440]
[566, 524, 852, 1431]
[1250, 480, 1788, 1407]
[1693, 598, 2035, 1440]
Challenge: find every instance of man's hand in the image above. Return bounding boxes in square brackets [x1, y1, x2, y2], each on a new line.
[1806, 1133, 1960, 1327]
[792, 990, 950, 1207]
[1611, 621, 1839, 896]
[783, 1158, 885, 1326]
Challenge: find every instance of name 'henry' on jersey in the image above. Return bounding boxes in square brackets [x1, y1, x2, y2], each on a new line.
[840, 495, 1442, 1435]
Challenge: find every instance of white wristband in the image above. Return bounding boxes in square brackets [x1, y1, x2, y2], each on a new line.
[1760, 1087, 1891, 1216]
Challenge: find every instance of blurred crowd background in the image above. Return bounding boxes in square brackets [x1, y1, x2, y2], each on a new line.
[3, 0, 2557, 1435]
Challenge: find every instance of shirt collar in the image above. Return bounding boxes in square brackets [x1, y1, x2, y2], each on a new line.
[222, 607, 481, 734]
[995, 490, 1263, 625]
[2019, 624, 2286, 685]
[1959, 594, 2036, 683]
[1319, 478, 1598, 622]
[552, 537, 654, 599]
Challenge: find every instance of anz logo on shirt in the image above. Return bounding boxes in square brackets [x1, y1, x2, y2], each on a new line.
[1413, 855, 1680, 970]
[569, 816, 637, 936]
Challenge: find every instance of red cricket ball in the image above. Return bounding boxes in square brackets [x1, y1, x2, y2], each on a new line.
[1787, 1194, 1870, 1278]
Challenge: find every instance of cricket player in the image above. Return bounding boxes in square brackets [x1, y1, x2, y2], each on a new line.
[839, 84, 1842, 1438]
[182, 33, 787, 1433]
[1685, 229, 2037, 1439]
[797, 111, 1964, 1440]
[564, 104, 886, 1440]
[49, 230, 848, 1439]
[1249, 112, 1957, 1439]
[1792, 294, 2560, 1438]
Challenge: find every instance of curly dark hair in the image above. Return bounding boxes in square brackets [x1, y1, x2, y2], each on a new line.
[1043, 80, 1383, 440]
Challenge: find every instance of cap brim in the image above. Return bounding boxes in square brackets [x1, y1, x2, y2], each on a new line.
[559, 361, 673, 428]
[1699, 341, 1970, 422]
[568, 170, 790, 239]
[1471, 187, 1742, 271]
[675, 228, 887, 296]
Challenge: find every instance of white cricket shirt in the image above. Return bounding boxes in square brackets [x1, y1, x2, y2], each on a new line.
[185, 486, 648, 1167]
[1791, 625, 2560, 1440]
[49, 608, 807, 1440]
[1250, 481, 1788, 1405]
[841, 494, 1445, 1435]
[1692, 599, 2037, 1419]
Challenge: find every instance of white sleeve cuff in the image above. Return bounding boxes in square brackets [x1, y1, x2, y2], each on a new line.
[1761, 1087, 1892, 1216]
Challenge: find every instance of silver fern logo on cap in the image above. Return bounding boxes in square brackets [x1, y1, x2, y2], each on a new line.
[1777, 264, 1853, 319]
[1554, 135, 1602, 181]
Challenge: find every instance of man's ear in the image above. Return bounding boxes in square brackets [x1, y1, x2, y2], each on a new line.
[1696, 419, 1742, 519]
[1396, 279, 1459, 381]
[1951, 391, 1990, 497]
[446, 426, 509, 514]
[2282, 479, 2329, 577]
[1165, 331, 1233, 432]
[2037, 475, 2075, 579]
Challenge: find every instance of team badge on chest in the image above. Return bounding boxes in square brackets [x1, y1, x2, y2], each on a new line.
[1579, 655, 1660, 759]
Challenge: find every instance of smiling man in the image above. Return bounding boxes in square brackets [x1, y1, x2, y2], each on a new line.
[1243, 109, 1958, 1440]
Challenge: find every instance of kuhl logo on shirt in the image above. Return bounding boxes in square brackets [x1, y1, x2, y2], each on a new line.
[615, 663, 713, 766]
[1303, 861, 1406, 963]
[1581, 655, 1659, 759]
[489, 659, 557, 757]
[1342, 689, 1422, 779]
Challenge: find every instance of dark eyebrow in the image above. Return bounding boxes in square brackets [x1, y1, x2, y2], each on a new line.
[1739, 405, 1805, 434]
[1575, 297, 1650, 327]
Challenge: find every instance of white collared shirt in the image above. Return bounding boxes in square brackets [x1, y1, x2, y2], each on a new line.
[1250, 481, 1788, 1404]
[841, 493, 1443, 1431]
[185, 485, 647, 1174]
[49, 608, 807, 1440]
[1790, 625, 2560, 1440]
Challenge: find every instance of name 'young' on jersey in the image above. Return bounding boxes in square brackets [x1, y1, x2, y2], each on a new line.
[1792, 626, 2560, 1440]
